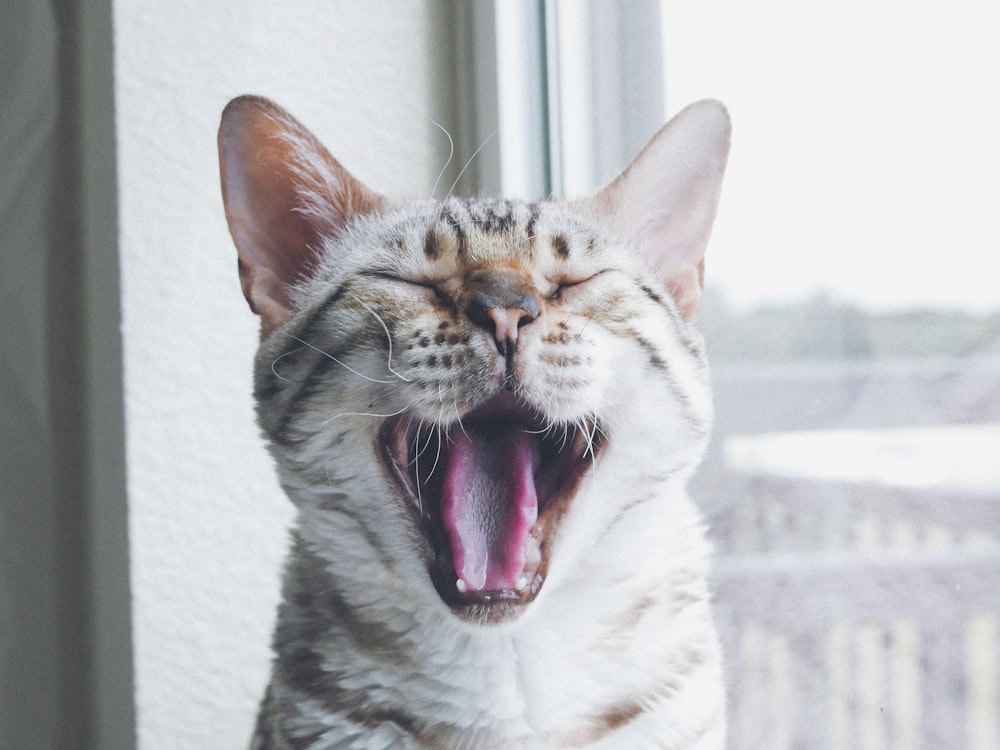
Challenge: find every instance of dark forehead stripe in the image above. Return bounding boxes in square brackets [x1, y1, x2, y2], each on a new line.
[439, 204, 467, 258]
[423, 227, 440, 259]
[551, 233, 570, 259]
[476, 200, 516, 234]
[524, 203, 540, 241]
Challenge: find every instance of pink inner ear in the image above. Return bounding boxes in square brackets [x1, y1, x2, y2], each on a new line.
[218, 96, 385, 334]
[578, 100, 730, 320]
[226, 147, 324, 329]
[666, 262, 704, 321]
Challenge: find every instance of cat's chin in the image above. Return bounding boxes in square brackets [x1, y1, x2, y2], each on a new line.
[379, 390, 604, 624]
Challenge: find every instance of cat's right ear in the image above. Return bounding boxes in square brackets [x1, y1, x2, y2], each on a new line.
[218, 95, 385, 334]
[578, 100, 730, 320]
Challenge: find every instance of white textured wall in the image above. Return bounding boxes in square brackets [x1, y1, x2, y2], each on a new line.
[114, 2, 452, 746]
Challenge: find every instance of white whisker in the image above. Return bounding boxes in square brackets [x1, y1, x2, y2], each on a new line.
[412, 422, 437, 465]
[350, 296, 412, 382]
[430, 119, 455, 198]
[270, 346, 305, 381]
[409, 421, 447, 517]
[444, 131, 495, 201]
[411, 421, 425, 515]
[320, 404, 410, 426]
[559, 423, 571, 453]
[584, 415, 601, 478]
[428, 427, 444, 481]
[291, 335, 399, 384]
[454, 409, 471, 443]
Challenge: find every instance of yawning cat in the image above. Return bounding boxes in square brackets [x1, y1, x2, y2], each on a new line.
[219, 94, 730, 749]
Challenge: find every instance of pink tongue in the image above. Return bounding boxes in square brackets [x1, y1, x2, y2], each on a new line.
[441, 424, 539, 592]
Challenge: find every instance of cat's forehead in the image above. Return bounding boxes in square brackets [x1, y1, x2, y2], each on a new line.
[381, 197, 608, 270]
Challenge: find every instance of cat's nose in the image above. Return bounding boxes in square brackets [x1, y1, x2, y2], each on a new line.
[464, 271, 542, 359]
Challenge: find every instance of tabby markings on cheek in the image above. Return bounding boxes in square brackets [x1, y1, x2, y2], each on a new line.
[637, 282, 706, 362]
[627, 329, 669, 373]
[624, 327, 707, 436]
[638, 283, 682, 322]
[598, 702, 645, 733]
[257, 291, 351, 447]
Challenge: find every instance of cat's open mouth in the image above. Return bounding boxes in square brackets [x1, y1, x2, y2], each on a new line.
[381, 391, 603, 621]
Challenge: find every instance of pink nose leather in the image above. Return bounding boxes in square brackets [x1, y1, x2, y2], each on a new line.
[464, 270, 541, 358]
[486, 307, 526, 349]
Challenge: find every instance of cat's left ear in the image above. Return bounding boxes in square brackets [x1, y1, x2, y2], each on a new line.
[579, 100, 731, 319]
[218, 95, 386, 334]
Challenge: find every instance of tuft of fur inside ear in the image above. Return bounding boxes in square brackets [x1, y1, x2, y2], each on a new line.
[218, 95, 385, 334]
[579, 100, 731, 320]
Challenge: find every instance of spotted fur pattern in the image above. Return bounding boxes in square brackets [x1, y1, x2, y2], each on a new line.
[219, 95, 731, 750]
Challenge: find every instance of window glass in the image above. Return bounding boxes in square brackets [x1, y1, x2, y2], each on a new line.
[660, 3, 1000, 748]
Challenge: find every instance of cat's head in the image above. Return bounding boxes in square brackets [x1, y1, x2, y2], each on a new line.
[219, 96, 729, 624]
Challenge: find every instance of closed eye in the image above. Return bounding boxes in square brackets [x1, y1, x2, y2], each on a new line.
[548, 270, 610, 301]
[364, 271, 450, 301]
